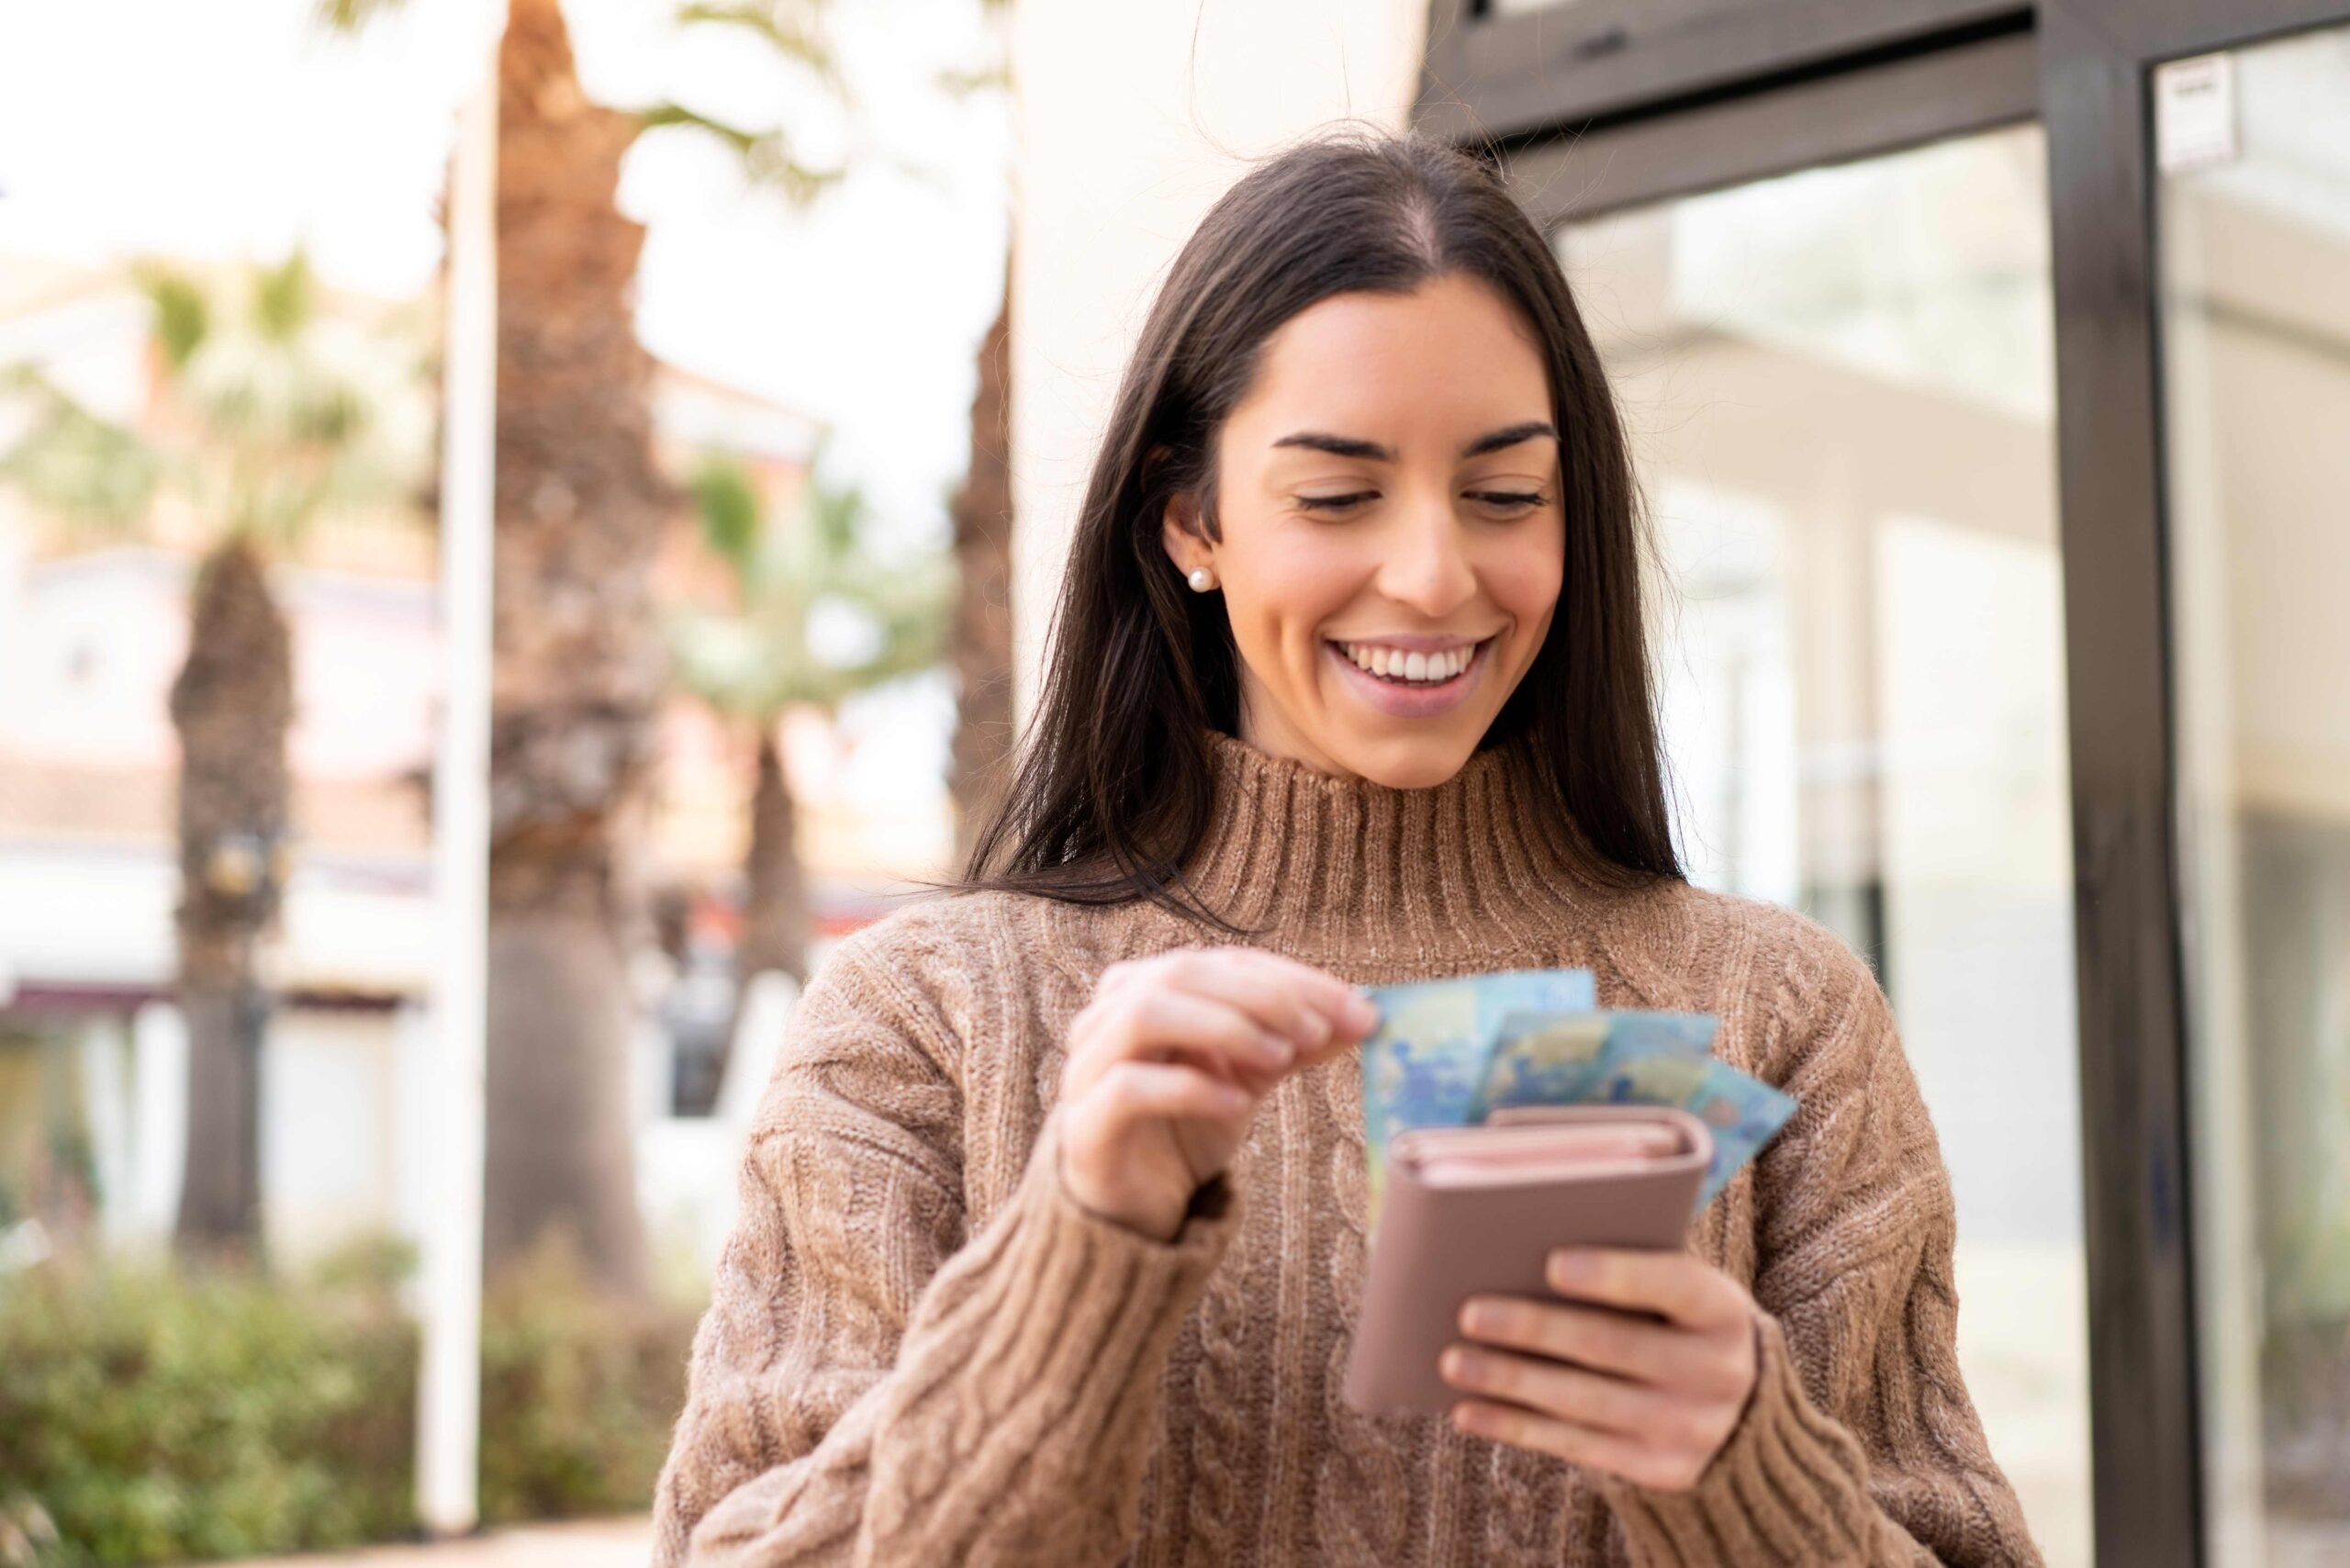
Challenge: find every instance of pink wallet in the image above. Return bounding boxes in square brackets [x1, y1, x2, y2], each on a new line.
[1342, 1105, 1714, 1417]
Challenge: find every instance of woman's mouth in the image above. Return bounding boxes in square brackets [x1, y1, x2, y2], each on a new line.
[1325, 635, 1496, 717]
[1331, 639, 1480, 684]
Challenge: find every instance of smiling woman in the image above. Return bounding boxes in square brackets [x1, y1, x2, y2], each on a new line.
[1158, 275, 1568, 782]
[650, 130, 2042, 1568]
[965, 135, 1676, 916]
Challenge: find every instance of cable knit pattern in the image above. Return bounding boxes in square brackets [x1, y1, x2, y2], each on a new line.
[1315, 1047, 1416, 1565]
[1178, 1099, 1261, 1565]
[650, 729, 2045, 1567]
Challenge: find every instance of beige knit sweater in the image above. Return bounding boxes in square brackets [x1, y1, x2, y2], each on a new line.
[651, 731, 2042, 1566]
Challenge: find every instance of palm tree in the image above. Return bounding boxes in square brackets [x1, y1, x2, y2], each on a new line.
[326, 0, 850, 1294]
[946, 263, 1014, 866]
[325, 0, 1008, 1291]
[940, 2, 1017, 867]
[667, 458, 949, 1010]
[0, 254, 426, 1263]
[468, 0, 676, 1300]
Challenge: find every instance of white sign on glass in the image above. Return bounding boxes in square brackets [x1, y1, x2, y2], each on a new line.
[2155, 53, 2239, 174]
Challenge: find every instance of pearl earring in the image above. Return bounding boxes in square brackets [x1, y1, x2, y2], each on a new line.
[1187, 566, 1216, 593]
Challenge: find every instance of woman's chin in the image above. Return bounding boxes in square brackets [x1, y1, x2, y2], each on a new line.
[1323, 728, 1484, 790]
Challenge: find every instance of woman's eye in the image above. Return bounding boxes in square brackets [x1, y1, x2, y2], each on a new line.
[1297, 488, 1548, 516]
[1297, 492, 1377, 513]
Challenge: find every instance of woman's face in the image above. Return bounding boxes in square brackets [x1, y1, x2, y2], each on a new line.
[1162, 272, 1565, 788]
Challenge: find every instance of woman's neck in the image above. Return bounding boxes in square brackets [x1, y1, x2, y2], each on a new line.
[1174, 727, 1615, 964]
[1233, 683, 1352, 778]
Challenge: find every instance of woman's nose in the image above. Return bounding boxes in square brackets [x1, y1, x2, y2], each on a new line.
[1375, 499, 1479, 619]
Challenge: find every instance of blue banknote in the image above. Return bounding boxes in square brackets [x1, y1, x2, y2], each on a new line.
[1472, 1009, 1794, 1207]
[1359, 968, 1595, 1218]
[1572, 1050, 1797, 1208]
[1466, 1009, 1718, 1123]
[1360, 983, 1797, 1222]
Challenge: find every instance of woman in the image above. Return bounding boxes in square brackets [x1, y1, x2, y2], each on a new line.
[652, 131, 2041, 1566]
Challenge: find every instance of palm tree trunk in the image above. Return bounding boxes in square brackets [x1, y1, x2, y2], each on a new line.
[948, 261, 1015, 868]
[711, 724, 810, 1094]
[738, 724, 809, 986]
[169, 536, 292, 1265]
[481, 0, 665, 1298]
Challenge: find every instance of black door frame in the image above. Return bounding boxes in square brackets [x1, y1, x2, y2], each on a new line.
[1419, 0, 2030, 148]
[1485, 25, 2035, 228]
[2045, 5, 2350, 1562]
[1417, 1, 2350, 1564]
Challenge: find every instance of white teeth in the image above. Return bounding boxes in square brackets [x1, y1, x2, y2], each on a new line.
[1338, 642, 1478, 683]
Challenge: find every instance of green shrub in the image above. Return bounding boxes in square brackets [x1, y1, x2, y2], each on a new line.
[0, 1236, 705, 1565]
[0, 1247, 417, 1564]
[478, 1233, 701, 1524]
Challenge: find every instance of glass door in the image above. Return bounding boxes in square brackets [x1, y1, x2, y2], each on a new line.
[1552, 126, 2094, 1567]
[2159, 21, 2350, 1567]
[2042, 1, 2350, 1560]
[1458, 0, 2350, 1557]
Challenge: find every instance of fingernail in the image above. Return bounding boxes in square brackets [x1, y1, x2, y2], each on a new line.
[1301, 1011, 1334, 1047]
[1440, 1347, 1477, 1382]
[1345, 993, 1379, 1032]
[1458, 1301, 1494, 1336]
[1549, 1249, 1595, 1289]
[1256, 1034, 1293, 1068]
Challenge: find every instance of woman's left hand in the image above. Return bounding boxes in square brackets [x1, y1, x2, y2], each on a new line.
[1438, 1247, 1761, 1492]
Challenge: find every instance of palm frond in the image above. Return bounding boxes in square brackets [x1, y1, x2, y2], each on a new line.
[806, 477, 863, 554]
[314, 0, 409, 33]
[640, 101, 757, 157]
[854, 563, 954, 684]
[7, 257, 427, 559]
[134, 265, 211, 372]
[933, 62, 1010, 100]
[638, 103, 847, 205]
[0, 364, 163, 534]
[666, 606, 800, 716]
[674, 1, 843, 88]
[666, 467, 952, 722]
[690, 456, 762, 567]
[251, 252, 318, 344]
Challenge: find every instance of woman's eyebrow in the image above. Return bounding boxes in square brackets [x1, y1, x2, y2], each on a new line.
[1270, 420, 1559, 462]
[1460, 420, 1558, 458]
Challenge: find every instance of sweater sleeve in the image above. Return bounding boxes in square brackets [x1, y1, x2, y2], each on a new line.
[648, 922, 1243, 1567]
[1598, 931, 2045, 1567]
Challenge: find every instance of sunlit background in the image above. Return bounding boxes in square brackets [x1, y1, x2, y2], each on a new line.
[4, 3, 2349, 1565]
[0, 0, 1011, 1556]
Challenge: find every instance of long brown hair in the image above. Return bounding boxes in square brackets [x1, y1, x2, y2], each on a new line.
[961, 129, 1682, 926]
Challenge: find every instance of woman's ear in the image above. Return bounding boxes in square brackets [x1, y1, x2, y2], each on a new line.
[1159, 490, 1209, 577]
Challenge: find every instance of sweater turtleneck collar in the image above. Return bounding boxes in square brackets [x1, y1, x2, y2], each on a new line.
[1173, 727, 1612, 965]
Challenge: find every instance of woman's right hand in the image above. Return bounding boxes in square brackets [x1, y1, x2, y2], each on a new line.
[1057, 946, 1378, 1242]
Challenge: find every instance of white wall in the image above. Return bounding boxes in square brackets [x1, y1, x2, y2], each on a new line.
[1006, 0, 1430, 711]
[0, 548, 435, 780]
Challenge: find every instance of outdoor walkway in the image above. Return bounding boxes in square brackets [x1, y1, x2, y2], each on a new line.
[206, 1517, 650, 1567]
